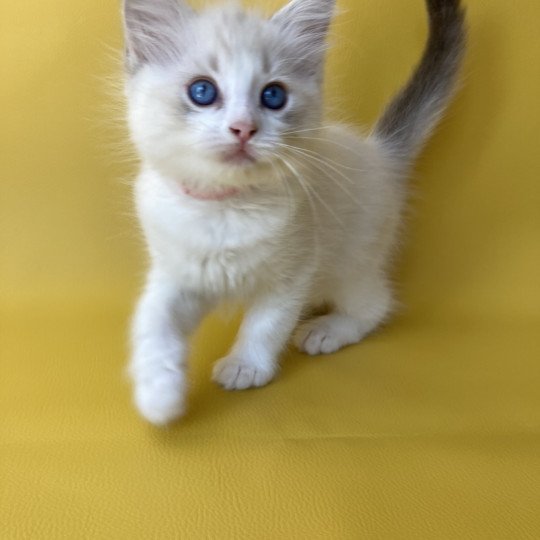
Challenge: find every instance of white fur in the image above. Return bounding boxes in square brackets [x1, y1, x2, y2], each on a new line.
[124, 0, 406, 425]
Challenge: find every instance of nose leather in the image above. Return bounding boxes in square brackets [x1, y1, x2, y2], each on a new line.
[229, 121, 258, 143]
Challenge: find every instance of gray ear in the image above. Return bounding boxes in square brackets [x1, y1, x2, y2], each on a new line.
[123, 0, 194, 70]
[272, 0, 335, 46]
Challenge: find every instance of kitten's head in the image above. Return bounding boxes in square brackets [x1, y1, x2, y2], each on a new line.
[123, 0, 335, 188]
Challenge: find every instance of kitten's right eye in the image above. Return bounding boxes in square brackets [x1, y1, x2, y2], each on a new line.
[188, 79, 218, 106]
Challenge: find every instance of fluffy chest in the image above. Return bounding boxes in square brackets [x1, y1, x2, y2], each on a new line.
[136, 175, 294, 295]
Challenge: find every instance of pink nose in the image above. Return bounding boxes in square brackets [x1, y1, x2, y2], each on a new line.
[229, 121, 258, 143]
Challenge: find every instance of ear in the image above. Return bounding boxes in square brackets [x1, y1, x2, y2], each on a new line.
[272, 0, 335, 47]
[123, 0, 194, 70]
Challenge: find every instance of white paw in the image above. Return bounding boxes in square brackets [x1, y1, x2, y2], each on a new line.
[133, 370, 186, 426]
[212, 356, 275, 391]
[294, 314, 363, 356]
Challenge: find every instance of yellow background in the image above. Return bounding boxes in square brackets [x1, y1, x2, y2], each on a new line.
[2, 0, 539, 538]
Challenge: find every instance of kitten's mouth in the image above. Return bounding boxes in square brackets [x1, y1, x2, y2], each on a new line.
[221, 146, 256, 166]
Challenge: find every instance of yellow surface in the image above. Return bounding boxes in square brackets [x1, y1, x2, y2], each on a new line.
[2, 0, 539, 538]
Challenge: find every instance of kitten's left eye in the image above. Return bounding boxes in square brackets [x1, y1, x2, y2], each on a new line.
[188, 79, 218, 106]
[261, 83, 287, 110]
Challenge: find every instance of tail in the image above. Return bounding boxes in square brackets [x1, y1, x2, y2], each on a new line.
[373, 0, 466, 162]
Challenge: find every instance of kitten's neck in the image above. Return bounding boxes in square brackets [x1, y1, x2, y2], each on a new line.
[145, 158, 284, 200]
[181, 184, 241, 201]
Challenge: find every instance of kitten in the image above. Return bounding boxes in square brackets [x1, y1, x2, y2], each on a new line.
[122, 0, 466, 425]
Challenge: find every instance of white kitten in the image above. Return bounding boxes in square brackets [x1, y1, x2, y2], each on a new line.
[122, 0, 466, 425]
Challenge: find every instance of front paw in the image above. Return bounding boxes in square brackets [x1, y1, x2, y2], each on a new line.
[133, 369, 186, 426]
[212, 355, 276, 391]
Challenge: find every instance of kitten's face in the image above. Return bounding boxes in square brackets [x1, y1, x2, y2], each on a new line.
[124, 0, 335, 186]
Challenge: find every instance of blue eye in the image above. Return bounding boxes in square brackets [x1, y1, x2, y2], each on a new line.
[188, 79, 218, 106]
[261, 83, 287, 110]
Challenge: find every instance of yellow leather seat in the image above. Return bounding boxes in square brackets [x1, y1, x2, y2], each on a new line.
[2, 1, 539, 537]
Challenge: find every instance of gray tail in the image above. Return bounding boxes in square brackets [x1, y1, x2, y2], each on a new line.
[373, 0, 466, 163]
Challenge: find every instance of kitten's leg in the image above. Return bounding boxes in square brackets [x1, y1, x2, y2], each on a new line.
[212, 289, 305, 391]
[130, 268, 210, 425]
[294, 273, 393, 356]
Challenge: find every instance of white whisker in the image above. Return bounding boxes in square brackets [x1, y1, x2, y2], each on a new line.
[279, 156, 345, 227]
[275, 143, 362, 205]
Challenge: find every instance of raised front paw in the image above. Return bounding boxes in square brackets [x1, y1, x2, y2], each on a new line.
[133, 369, 187, 426]
[212, 355, 276, 391]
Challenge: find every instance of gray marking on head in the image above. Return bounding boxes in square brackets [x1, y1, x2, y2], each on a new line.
[283, 107, 303, 127]
[262, 50, 272, 75]
[209, 54, 219, 73]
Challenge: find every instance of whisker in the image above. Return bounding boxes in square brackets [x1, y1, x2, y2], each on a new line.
[276, 142, 361, 179]
[275, 144, 362, 205]
[278, 158, 319, 227]
[279, 156, 345, 227]
[269, 159, 296, 219]
[282, 126, 339, 136]
[277, 158, 324, 259]
[285, 135, 369, 162]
